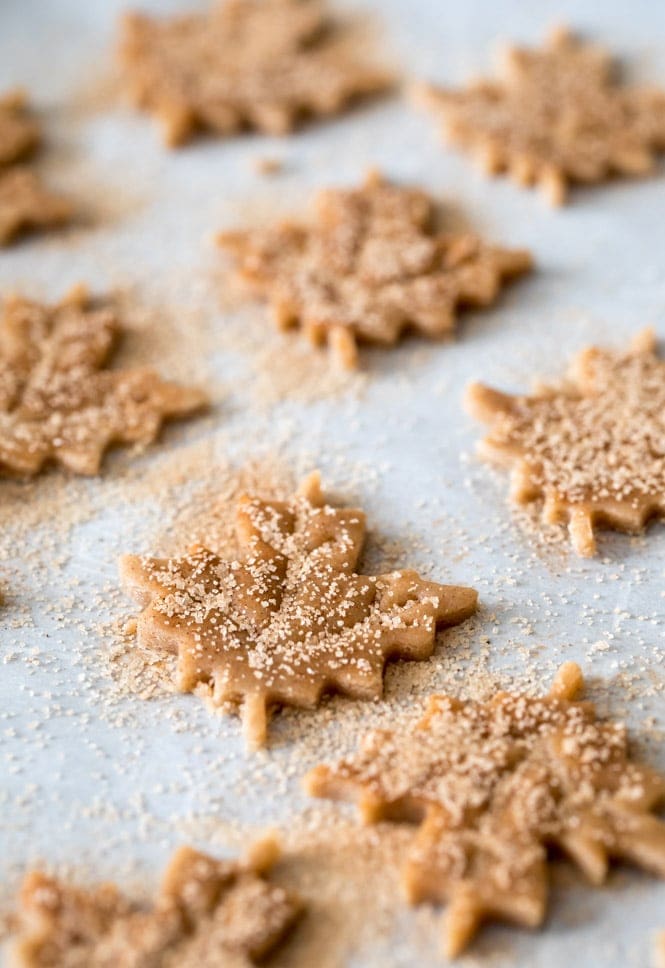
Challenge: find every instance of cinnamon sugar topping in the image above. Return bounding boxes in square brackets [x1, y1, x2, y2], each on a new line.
[466, 329, 665, 556]
[0, 286, 207, 477]
[11, 836, 302, 967]
[120, 471, 478, 748]
[219, 170, 532, 367]
[306, 662, 665, 957]
[119, 0, 391, 147]
[418, 26, 665, 204]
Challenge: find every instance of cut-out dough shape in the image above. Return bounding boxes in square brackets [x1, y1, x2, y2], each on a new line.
[0, 286, 206, 476]
[121, 471, 478, 748]
[465, 329, 665, 556]
[219, 170, 532, 367]
[0, 91, 72, 245]
[120, 0, 391, 146]
[307, 662, 665, 957]
[418, 27, 665, 204]
[11, 836, 301, 967]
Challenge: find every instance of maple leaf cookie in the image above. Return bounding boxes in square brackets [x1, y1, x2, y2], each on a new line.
[0, 91, 72, 246]
[465, 329, 665, 556]
[119, 0, 391, 147]
[11, 835, 302, 967]
[0, 286, 206, 477]
[120, 471, 478, 749]
[219, 171, 532, 367]
[418, 27, 665, 204]
[306, 662, 665, 957]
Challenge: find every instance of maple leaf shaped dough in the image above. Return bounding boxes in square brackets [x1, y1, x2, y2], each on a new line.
[306, 662, 665, 958]
[465, 328, 665, 556]
[12, 836, 302, 968]
[0, 286, 206, 477]
[418, 26, 665, 205]
[119, 0, 391, 147]
[120, 471, 478, 749]
[0, 90, 40, 167]
[219, 171, 532, 367]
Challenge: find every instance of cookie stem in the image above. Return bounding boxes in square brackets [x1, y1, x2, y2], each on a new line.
[242, 693, 268, 751]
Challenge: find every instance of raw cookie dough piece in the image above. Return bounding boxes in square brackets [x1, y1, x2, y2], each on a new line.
[11, 836, 302, 967]
[0, 167, 73, 247]
[0, 90, 72, 246]
[119, 0, 391, 147]
[417, 26, 665, 205]
[120, 470, 478, 749]
[465, 329, 665, 556]
[219, 170, 532, 367]
[0, 286, 207, 477]
[306, 662, 665, 958]
[0, 90, 40, 167]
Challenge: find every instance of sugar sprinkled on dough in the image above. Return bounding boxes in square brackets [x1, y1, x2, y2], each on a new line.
[467, 330, 665, 555]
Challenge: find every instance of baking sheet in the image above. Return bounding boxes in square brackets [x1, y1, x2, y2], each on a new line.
[1, 0, 665, 965]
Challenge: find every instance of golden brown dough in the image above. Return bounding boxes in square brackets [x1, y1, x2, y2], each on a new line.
[307, 663, 665, 957]
[465, 329, 665, 556]
[11, 836, 301, 967]
[119, 0, 391, 146]
[0, 167, 72, 246]
[120, 470, 478, 748]
[0, 91, 72, 246]
[219, 170, 532, 367]
[418, 27, 665, 204]
[0, 286, 206, 477]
